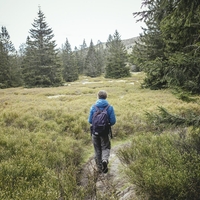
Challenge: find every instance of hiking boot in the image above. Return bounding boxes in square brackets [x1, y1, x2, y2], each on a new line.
[102, 160, 108, 173]
[97, 166, 103, 174]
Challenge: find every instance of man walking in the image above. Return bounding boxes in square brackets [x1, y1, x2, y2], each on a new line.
[88, 90, 116, 173]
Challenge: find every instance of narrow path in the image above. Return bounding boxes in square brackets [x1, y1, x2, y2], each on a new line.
[80, 143, 138, 200]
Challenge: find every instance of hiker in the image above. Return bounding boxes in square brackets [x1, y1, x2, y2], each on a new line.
[88, 90, 116, 173]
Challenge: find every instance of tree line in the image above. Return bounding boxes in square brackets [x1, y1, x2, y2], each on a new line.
[0, 8, 130, 88]
[3, 0, 198, 92]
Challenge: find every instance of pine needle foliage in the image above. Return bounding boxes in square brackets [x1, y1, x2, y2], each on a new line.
[146, 106, 200, 127]
[76, 39, 88, 75]
[22, 8, 63, 87]
[0, 26, 21, 88]
[132, 0, 200, 94]
[105, 30, 131, 79]
[61, 38, 78, 82]
[84, 40, 101, 77]
[0, 40, 10, 88]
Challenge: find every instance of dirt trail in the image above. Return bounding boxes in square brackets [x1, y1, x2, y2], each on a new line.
[80, 143, 138, 200]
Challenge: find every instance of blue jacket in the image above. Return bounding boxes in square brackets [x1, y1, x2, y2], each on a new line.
[88, 99, 116, 126]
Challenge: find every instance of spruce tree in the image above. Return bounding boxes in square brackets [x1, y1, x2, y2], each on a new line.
[96, 40, 106, 73]
[22, 8, 63, 87]
[73, 46, 82, 75]
[85, 40, 101, 77]
[78, 39, 88, 74]
[0, 26, 19, 88]
[133, 0, 200, 93]
[132, 0, 170, 89]
[160, 0, 200, 93]
[10, 52, 23, 87]
[105, 30, 130, 78]
[61, 38, 78, 82]
[0, 40, 10, 88]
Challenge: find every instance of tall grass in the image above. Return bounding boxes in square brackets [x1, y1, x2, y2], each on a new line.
[1, 73, 199, 199]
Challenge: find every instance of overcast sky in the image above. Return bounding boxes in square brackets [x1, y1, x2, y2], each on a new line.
[0, 0, 145, 50]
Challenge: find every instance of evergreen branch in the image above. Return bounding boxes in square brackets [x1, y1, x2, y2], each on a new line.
[146, 106, 200, 127]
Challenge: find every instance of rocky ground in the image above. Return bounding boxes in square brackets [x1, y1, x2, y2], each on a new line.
[80, 144, 139, 200]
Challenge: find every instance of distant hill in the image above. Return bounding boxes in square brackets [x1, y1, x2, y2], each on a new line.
[79, 36, 140, 54]
[121, 36, 140, 53]
[96, 36, 139, 54]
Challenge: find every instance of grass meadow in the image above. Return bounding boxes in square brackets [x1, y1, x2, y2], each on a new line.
[1, 72, 200, 199]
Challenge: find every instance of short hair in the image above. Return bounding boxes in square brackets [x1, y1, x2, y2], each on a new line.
[98, 90, 107, 99]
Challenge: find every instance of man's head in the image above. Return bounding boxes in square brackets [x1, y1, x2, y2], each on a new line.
[98, 90, 107, 99]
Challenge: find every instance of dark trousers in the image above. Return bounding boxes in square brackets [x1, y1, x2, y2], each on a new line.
[92, 134, 111, 170]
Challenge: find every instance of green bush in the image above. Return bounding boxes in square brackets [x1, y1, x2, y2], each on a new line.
[118, 133, 200, 200]
[0, 127, 85, 199]
[0, 154, 58, 200]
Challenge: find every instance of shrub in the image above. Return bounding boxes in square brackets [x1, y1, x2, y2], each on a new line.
[117, 133, 200, 200]
[0, 127, 85, 199]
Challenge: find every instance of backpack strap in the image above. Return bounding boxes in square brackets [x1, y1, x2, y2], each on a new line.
[94, 105, 100, 112]
[103, 104, 110, 111]
[93, 104, 110, 119]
